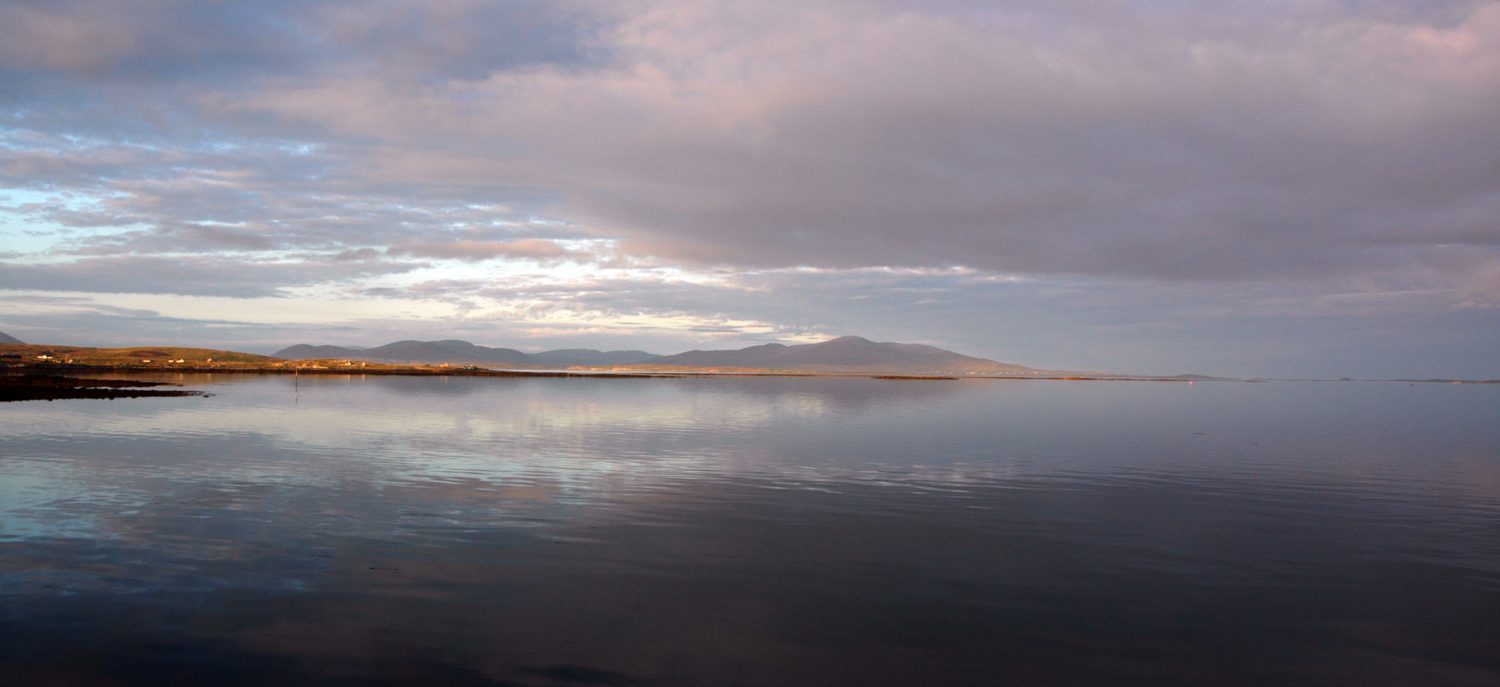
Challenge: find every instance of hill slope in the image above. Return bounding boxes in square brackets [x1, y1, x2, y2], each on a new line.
[529, 349, 663, 367]
[647, 336, 1030, 374]
[0, 331, 23, 345]
[272, 336, 1033, 374]
[0, 343, 277, 366]
[272, 344, 361, 359]
[273, 340, 534, 366]
[273, 340, 667, 368]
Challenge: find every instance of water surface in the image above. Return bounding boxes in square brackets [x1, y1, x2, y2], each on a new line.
[2, 375, 1498, 685]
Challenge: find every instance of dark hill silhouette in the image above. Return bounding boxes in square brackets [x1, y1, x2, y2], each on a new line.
[272, 340, 657, 368]
[274, 340, 533, 366]
[0, 331, 23, 345]
[272, 344, 359, 359]
[530, 349, 662, 367]
[385, 340, 534, 365]
[649, 336, 1030, 374]
[273, 336, 1032, 374]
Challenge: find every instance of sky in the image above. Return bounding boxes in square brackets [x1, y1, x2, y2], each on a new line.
[1, 0, 1497, 378]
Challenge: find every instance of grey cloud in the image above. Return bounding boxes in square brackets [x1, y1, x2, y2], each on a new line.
[70, 222, 282, 253]
[388, 238, 589, 262]
[10, 1, 1496, 285]
[311, 0, 600, 81]
[0, 254, 427, 297]
[128, 0, 1495, 286]
[1, 129, 578, 265]
[428, 264, 1500, 377]
[0, 0, 317, 79]
[0, 0, 592, 82]
[0, 296, 364, 350]
[3, 0, 1499, 378]
[548, 2, 1500, 282]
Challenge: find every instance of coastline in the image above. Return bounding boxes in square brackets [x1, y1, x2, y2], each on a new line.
[3, 361, 1209, 383]
[0, 373, 208, 402]
[0, 341, 1226, 386]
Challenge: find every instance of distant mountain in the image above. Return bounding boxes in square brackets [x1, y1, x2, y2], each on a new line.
[272, 336, 1034, 374]
[272, 340, 659, 369]
[382, 340, 535, 366]
[272, 344, 361, 359]
[273, 340, 533, 366]
[529, 349, 663, 367]
[0, 331, 22, 345]
[645, 336, 1032, 374]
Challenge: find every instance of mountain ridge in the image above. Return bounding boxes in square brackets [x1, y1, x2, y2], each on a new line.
[272, 336, 1032, 374]
[529, 349, 662, 367]
[646, 336, 1031, 374]
[275, 340, 536, 366]
[0, 331, 23, 345]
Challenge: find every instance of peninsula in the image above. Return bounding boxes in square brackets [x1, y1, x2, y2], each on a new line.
[270, 335, 1039, 376]
[1, 335, 1217, 402]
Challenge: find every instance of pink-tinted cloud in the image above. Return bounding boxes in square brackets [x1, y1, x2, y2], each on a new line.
[388, 238, 589, 262]
[3, 0, 1499, 376]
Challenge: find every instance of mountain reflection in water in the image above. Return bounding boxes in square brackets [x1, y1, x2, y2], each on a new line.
[2, 376, 1498, 685]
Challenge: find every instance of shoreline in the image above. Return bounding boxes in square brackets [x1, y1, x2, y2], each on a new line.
[0, 341, 1260, 383]
[3, 362, 1209, 382]
[0, 373, 208, 402]
[1, 342, 1217, 382]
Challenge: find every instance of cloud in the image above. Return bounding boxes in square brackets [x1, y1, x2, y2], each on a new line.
[2, 0, 1499, 376]
[8, 1, 1498, 284]
[113, 0, 1487, 286]
[563, 1, 1500, 280]
[0, 254, 427, 297]
[0, 294, 290, 348]
[388, 238, 595, 262]
[0, 0, 592, 81]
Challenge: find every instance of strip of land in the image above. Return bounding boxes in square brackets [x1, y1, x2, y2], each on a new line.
[0, 341, 1227, 385]
[0, 374, 207, 402]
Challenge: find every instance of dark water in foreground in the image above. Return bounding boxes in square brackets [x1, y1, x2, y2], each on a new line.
[2, 375, 1498, 686]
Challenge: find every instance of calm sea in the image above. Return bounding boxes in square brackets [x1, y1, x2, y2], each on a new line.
[2, 375, 1498, 685]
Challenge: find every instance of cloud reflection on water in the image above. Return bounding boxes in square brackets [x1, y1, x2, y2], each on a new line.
[1, 377, 1498, 684]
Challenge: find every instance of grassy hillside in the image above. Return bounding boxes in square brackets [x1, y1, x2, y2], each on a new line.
[0, 343, 278, 367]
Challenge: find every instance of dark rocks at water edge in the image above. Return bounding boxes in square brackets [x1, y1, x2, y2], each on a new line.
[0, 374, 206, 402]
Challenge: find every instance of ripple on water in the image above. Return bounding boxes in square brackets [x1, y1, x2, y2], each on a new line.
[1, 376, 1497, 685]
